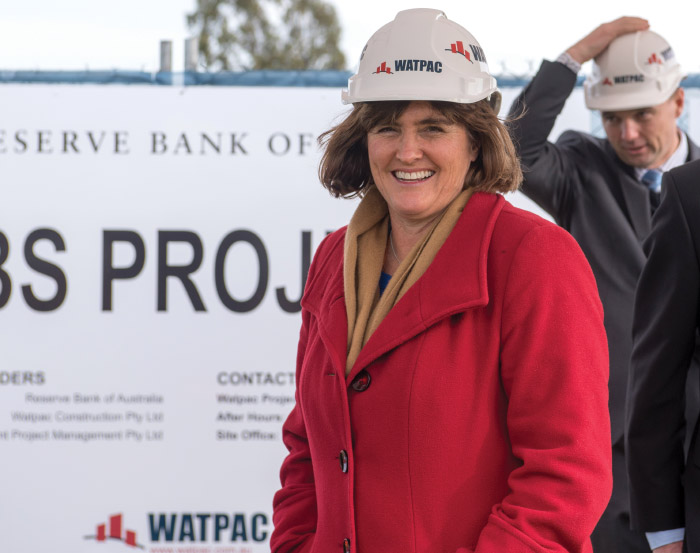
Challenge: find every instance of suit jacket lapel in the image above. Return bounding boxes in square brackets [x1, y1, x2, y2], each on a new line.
[616, 133, 700, 242]
[607, 141, 651, 241]
[686, 134, 700, 161]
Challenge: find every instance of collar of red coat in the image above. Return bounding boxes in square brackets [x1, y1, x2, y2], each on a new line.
[301, 191, 505, 382]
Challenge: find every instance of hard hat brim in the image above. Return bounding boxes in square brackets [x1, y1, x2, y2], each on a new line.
[584, 73, 684, 112]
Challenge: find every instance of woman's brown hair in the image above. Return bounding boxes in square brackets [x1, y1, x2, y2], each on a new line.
[318, 100, 522, 198]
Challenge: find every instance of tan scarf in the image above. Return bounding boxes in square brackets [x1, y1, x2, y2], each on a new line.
[344, 186, 474, 374]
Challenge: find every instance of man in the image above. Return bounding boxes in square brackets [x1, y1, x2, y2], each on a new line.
[508, 17, 700, 553]
[627, 159, 700, 553]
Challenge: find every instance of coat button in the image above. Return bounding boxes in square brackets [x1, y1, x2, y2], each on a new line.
[343, 537, 351, 552]
[351, 370, 371, 392]
[339, 449, 348, 473]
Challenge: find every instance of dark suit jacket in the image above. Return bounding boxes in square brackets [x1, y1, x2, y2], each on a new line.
[627, 159, 700, 551]
[508, 60, 700, 447]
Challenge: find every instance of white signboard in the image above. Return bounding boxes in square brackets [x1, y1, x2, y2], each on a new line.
[1, 81, 698, 553]
[0, 83, 359, 553]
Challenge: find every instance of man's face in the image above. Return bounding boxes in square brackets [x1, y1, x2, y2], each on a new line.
[601, 89, 685, 169]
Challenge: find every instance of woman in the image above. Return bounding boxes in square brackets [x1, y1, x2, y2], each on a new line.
[272, 9, 612, 553]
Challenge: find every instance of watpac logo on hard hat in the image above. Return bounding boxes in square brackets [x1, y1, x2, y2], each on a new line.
[646, 46, 674, 66]
[445, 41, 487, 64]
[393, 59, 443, 72]
[372, 59, 444, 75]
[598, 74, 645, 88]
[613, 74, 645, 84]
[647, 53, 663, 65]
[368, 36, 485, 80]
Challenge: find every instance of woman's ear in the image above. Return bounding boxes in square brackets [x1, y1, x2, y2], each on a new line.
[468, 139, 480, 163]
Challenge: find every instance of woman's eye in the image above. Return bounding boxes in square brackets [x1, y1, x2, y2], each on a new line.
[375, 126, 396, 134]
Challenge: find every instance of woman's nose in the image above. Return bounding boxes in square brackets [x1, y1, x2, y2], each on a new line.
[395, 132, 423, 163]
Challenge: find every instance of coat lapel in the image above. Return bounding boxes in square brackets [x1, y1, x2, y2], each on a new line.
[347, 192, 504, 383]
[301, 235, 349, 378]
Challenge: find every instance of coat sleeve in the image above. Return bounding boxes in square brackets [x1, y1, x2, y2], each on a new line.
[270, 306, 317, 553]
[508, 60, 582, 224]
[474, 223, 612, 553]
[626, 168, 700, 532]
[271, 231, 342, 553]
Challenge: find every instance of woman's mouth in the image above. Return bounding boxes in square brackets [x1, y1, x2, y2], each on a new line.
[393, 170, 435, 182]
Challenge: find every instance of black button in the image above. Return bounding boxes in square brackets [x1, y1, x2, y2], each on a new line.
[351, 370, 371, 392]
[343, 537, 351, 552]
[339, 450, 348, 473]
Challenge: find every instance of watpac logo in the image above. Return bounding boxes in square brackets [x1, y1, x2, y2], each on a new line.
[445, 41, 487, 64]
[647, 48, 675, 65]
[83, 510, 270, 550]
[661, 46, 675, 61]
[647, 52, 663, 65]
[613, 74, 645, 84]
[601, 74, 645, 86]
[148, 512, 268, 543]
[393, 59, 442, 73]
[373, 61, 392, 75]
[84, 513, 145, 549]
[372, 59, 443, 75]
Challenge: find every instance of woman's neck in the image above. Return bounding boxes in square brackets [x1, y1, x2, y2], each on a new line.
[383, 214, 440, 274]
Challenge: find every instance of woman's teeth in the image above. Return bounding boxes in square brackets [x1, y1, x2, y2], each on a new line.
[394, 170, 435, 181]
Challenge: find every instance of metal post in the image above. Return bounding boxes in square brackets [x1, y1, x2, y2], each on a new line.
[185, 38, 198, 72]
[159, 40, 172, 72]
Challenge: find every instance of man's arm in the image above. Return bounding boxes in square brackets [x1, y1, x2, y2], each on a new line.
[508, 17, 648, 220]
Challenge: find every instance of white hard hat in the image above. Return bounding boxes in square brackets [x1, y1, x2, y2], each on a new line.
[342, 8, 500, 110]
[584, 30, 684, 111]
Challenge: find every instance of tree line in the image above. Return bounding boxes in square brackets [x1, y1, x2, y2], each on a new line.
[187, 0, 346, 70]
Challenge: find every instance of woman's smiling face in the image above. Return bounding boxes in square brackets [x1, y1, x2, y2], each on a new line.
[367, 101, 478, 228]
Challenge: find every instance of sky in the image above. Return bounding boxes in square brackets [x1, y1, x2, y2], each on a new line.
[1, 0, 699, 75]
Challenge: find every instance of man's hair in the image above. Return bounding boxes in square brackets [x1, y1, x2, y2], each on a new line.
[318, 100, 523, 198]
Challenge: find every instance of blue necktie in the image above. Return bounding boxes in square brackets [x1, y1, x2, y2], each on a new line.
[641, 169, 663, 193]
[641, 169, 663, 212]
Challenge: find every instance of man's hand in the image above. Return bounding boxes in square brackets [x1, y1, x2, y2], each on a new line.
[653, 541, 683, 553]
[566, 17, 649, 64]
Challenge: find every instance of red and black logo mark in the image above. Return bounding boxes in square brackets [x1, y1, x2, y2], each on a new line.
[647, 52, 663, 65]
[445, 41, 487, 64]
[603, 77, 613, 86]
[373, 61, 392, 74]
[84, 514, 145, 549]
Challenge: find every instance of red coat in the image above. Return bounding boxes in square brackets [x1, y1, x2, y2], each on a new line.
[272, 192, 612, 553]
